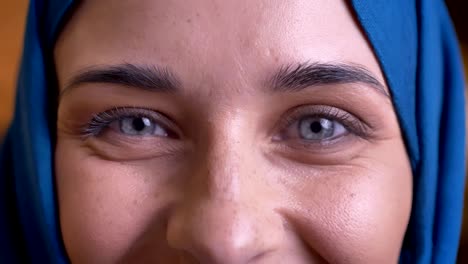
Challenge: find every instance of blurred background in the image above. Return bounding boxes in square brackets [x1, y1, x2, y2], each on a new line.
[0, 0, 467, 262]
[0, 0, 27, 134]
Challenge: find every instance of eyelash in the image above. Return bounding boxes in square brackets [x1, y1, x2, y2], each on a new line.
[81, 105, 370, 142]
[278, 105, 370, 140]
[80, 107, 174, 138]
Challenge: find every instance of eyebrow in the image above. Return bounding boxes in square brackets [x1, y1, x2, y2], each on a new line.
[270, 62, 389, 97]
[61, 61, 389, 99]
[61, 63, 180, 97]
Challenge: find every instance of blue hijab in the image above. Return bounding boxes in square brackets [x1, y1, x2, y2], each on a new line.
[0, 0, 465, 263]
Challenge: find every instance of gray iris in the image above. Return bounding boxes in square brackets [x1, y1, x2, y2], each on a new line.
[299, 117, 334, 140]
[120, 117, 154, 135]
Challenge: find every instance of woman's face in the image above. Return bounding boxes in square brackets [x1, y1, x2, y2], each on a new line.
[54, 0, 412, 263]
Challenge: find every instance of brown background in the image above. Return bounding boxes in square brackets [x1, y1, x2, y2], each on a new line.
[0, 0, 467, 262]
[0, 0, 27, 133]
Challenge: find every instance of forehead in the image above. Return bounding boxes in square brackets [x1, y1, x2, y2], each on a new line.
[54, 0, 385, 91]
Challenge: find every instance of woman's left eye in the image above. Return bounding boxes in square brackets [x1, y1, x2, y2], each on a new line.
[109, 116, 168, 136]
[297, 117, 347, 140]
[280, 115, 349, 142]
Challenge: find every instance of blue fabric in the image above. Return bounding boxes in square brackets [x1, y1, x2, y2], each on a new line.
[0, 0, 465, 263]
[351, 1, 466, 263]
[0, 0, 74, 263]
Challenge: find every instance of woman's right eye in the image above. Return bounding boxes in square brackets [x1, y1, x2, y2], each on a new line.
[109, 116, 169, 137]
[82, 107, 178, 139]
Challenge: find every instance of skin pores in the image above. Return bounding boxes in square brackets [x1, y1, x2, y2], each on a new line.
[54, 0, 412, 263]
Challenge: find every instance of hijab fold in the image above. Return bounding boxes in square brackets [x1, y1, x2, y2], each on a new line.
[1, 0, 465, 263]
[351, 0, 466, 263]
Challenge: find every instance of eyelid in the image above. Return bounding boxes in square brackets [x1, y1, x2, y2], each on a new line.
[81, 106, 180, 138]
[275, 105, 372, 141]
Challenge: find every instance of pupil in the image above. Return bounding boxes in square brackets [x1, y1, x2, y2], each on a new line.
[310, 121, 322, 133]
[132, 118, 146, 131]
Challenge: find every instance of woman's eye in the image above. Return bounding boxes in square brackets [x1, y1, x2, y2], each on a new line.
[82, 107, 179, 139]
[109, 116, 168, 136]
[293, 116, 348, 141]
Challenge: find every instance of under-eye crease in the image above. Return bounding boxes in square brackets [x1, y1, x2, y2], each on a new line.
[276, 105, 371, 145]
[81, 106, 178, 139]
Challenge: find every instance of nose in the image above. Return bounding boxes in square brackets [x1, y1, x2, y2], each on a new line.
[166, 135, 283, 263]
[167, 199, 281, 263]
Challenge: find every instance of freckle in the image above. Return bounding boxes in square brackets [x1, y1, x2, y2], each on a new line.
[186, 18, 192, 23]
[196, 12, 200, 17]
[349, 193, 356, 198]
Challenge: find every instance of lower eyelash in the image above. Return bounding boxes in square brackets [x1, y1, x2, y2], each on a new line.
[81, 114, 114, 138]
[282, 105, 370, 139]
[80, 107, 152, 138]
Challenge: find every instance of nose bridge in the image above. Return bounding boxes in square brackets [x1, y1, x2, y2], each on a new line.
[166, 113, 282, 262]
[197, 110, 256, 200]
[205, 131, 245, 200]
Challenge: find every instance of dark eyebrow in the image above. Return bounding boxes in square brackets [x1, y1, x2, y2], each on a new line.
[270, 62, 389, 97]
[61, 63, 180, 97]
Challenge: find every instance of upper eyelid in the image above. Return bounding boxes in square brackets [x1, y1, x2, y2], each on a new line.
[82, 107, 176, 137]
[94, 107, 174, 124]
[279, 105, 371, 138]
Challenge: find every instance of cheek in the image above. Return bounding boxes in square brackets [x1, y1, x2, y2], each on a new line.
[280, 141, 412, 263]
[55, 138, 176, 263]
[55, 133, 412, 263]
